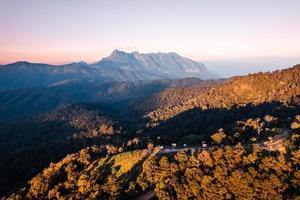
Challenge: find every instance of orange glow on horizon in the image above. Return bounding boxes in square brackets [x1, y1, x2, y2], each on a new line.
[0, 51, 107, 65]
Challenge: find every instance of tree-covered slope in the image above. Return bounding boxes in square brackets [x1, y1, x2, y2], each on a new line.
[146, 65, 300, 124]
[8, 113, 300, 199]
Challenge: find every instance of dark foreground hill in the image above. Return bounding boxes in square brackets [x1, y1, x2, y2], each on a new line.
[0, 103, 124, 195]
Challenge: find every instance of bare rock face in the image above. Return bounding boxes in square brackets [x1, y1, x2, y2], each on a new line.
[98, 50, 215, 80]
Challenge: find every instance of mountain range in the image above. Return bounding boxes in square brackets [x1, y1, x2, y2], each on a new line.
[0, 50, 215, 89]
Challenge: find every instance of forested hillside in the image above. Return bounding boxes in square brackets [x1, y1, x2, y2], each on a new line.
[1, 65, 300, 199]
[0, 77, 208, 195]
[130, 79, 223, 113]
[0, 78, 203, 121]
[0, 103, 123, 195]
[8, 113, 300, 199]
[146, 65, 300, 123]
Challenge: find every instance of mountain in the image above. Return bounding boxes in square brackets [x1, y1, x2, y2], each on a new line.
[95, 50, 215, 81]
[0, 61, 104, 89]
[0, 50, 215, 89]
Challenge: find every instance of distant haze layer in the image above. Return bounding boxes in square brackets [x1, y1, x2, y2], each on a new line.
[205, 57, 300, 77]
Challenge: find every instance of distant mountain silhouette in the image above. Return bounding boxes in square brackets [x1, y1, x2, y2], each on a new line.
[95, 50, 215, 80]
[0, 50, 215, 89]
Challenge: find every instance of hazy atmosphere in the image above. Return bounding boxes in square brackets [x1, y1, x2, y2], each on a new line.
[1, 0, 300, 76]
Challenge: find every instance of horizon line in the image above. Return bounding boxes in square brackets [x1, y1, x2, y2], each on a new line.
[1, 49, 300, 65]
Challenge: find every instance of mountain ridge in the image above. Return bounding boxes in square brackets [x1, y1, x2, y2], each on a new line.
[146, 65, 300, 124]
[0, 50, 215, 89]
[99, 50, 211, 77]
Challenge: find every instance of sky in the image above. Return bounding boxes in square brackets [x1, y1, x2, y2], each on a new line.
[0, 0, 300, 75]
